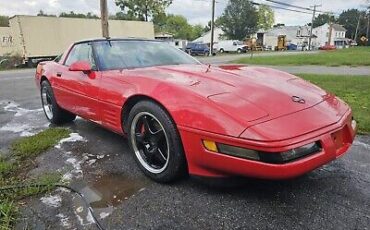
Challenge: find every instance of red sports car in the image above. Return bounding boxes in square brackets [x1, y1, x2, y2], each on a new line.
[319, 44, 337, 50]
[35, 38, 356, 182]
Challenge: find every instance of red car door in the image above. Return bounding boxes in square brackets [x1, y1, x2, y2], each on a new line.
[52, 43, 101, 121]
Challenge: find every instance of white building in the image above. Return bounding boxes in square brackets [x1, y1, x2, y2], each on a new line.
[255, 26, 313, 50]
[312, 23, 347, 48]
[155, 32, 188, 50]
[193, 27, 224, 45]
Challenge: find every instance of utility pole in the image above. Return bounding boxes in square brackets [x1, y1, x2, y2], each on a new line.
[327, 12, 334, 46]
[100, 0, 109, 38]
[210, 0, 216, 56]
[354, 14, 361, 41]
[328, 22, 333, 45]
[308, 4, 321, 51]
[367, 13, 370, 45]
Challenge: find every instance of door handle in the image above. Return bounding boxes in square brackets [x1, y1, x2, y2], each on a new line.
[56, 72, 62, 77]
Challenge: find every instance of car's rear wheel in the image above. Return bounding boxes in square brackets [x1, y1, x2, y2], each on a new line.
[127, 101, 187, 183]
[40, 80, 76, 124]
[219, 48, 224, 53]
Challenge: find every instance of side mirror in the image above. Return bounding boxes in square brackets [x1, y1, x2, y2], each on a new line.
[69, 61, 92, 73]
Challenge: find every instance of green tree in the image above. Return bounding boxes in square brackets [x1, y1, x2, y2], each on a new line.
[273, 23, 285, 28]
[152, 12, 168, 32]
[153, 14, 204, 40]
[312, 14, 336, 27]
[203, 18, 222, 32]
[0, 15, 9, 27]
[59, 11, 98, 19]
[257, 5, 274, 30]
[338, 9, 367, 39]
[36, 10, 56, 17]
[192, 24, 204, 40]
[219, 0, 258, 40]
[115, 0, 172, 22]
[110, 12, 136, 20]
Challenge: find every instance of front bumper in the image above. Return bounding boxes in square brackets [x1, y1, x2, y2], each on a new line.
[178, 110, 356, 179]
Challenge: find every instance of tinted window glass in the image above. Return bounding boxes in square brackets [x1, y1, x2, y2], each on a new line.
[94, 40, 199, 70]
[54, 53, 63, 63]
[65, 43, 95, 68]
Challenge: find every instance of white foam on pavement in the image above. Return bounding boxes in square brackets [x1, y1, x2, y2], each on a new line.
[56, 213, 72, 228]
[0, 101, 45, 136]
[40, 194, 62, 208]
[55, 133, 85, 149]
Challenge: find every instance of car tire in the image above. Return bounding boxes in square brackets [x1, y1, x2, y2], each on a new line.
[40, 80, 76, 124]
[219, 48, 224, 53]
[237, 48, 242, 54]
[126, 100, 187, 183]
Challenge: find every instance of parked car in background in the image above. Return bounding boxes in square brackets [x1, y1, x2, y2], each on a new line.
[185, 42, 210, 56]
[319, 44, 336, 50]
[216, 40, 248, 53]
[287, 43, 297, 50]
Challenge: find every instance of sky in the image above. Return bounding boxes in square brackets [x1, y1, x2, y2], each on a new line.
[0, 0, 368, 26]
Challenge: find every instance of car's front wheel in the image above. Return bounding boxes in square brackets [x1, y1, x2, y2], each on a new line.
[127, 101, 187, 183]
[40, 80, 76, 124]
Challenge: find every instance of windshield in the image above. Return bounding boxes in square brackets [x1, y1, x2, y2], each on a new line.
[93, 40, 200, 70]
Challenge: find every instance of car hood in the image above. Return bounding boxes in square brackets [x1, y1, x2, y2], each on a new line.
[126, 64, 331, 132]
[156, 65, 327, 122]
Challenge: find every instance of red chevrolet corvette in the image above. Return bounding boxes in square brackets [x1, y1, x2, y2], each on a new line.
[35, 38, 356, 182]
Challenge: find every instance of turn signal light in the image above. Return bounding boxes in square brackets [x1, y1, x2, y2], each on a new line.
[202, 140, 218, 152]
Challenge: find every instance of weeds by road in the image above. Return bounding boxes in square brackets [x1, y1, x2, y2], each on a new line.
[298, 74, 370, 134]
[0, 128, 69, 229]
[236, 47, 370, 66]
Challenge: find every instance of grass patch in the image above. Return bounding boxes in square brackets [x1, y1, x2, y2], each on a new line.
[0, 158, 13, 178]
[297, 74, 370, 134]
[0, 128, 69, 229]
[0, 174, 60, 230]
[11, 128, 70, 159]
[0, 200, 16, 229]
[235, 47, 370, 66]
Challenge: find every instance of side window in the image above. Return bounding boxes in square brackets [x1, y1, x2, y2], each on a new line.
[64, 43, 96, 68]
[54, 53, 63, 63]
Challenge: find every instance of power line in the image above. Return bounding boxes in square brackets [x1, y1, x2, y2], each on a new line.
[308, 4, 321, 50]
[263, 0, 310, 11]
[262, 0, 335, 15]
[251, 1, 312, 15]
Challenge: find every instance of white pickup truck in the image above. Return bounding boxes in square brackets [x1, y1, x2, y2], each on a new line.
[216, 40, 248, 53]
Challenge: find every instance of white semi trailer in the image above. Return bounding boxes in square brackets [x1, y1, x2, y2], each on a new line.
[5, 15, 154, 66]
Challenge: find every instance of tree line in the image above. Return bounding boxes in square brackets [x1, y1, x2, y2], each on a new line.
[0, 0, 367, 42]
[312, 9, 369, 40]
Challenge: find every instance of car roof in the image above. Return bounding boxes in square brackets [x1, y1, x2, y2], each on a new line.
[74, 37, 161, 45]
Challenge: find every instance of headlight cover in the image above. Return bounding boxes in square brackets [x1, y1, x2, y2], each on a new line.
[203, 140, 322, 164]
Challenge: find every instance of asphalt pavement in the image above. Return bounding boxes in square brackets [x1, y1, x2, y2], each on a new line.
[0, 68, 369, 229]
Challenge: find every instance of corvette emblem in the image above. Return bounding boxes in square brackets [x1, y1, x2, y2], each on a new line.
[292, 96, 306, 104]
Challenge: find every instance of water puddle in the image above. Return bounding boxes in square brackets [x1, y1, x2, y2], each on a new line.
[71, 174, 148, 225]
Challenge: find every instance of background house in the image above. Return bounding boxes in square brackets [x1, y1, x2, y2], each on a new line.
[255, 26, 313, 50]
[155, 32, 188, 50]
[192, 27, 224, 45]
[312, 23, 347, 48]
